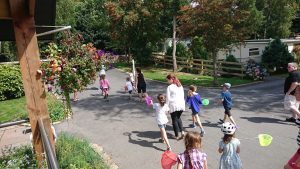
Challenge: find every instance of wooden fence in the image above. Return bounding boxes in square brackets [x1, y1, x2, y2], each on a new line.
[153, 53, 245, 77]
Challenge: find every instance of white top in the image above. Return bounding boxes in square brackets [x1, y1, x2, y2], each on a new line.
[125, 81, 133, 91]
[166, 84, 185, 113]
[129, 73, 135, 82]
[99, 69, 106, 75]
[153, 103, 169, 125]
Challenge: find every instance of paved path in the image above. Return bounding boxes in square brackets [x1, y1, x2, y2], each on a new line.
[55, 69, 297, 169]
[0, 125, 31, 150]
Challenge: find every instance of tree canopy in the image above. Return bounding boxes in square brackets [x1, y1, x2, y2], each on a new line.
[261, 38, 294, 71]
[178, 0, 263, 84]
[255, 0, 299, 38]
[105, 0, 176, 65]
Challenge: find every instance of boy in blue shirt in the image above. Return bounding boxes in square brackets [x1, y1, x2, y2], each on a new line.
[219, 83, 237, 127]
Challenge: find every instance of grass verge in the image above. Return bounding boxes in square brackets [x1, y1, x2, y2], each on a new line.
[56, 132, 109, 169]
[0, 145, 37, 168]
[0, 132, 109, 169]
[115, 64, 254, 87]
[0, 93, 66, 123]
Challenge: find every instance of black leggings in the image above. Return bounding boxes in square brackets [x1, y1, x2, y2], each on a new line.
[170, 110, 183, 137]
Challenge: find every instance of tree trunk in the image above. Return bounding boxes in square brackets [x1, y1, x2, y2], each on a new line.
[172, 16, 177, 72]
[212, 51, 218, 86]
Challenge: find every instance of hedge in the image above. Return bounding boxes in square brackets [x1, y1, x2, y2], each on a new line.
[0, 65, 24, 101]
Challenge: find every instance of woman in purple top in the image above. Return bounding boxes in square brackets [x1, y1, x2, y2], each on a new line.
[177, 131, 208, 169]
[186, 85, 205, 136]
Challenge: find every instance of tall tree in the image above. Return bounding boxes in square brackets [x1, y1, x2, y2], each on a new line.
[170, 0, 189, 72]
[105, 0, 173, 65]
[178, 0, 263, 85]
[171, 0, 180, 72]
[56, 0, 77, 27]
[75, 0, 111, 49]
[255, 0, 298, 38]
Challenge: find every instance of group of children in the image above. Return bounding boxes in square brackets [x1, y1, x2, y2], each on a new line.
[97, 68, 241, 169]
[150, 82, 241, 169]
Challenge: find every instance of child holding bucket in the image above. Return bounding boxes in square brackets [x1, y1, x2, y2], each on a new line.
[177, 131, 207, 169]
[218, 122, 242, 169]
[186, 85, 205, 137]
[151, 94, 171, 150]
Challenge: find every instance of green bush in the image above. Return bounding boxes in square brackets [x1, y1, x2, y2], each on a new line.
[56, 133, 108, 169]
[0, 133, 109, 169]
[262, 38, 294, 72]
[166, 42, 190, 58]
[189, 36, 208, 59]
[0, 145, 38, 168]
[222, 55, 241, 76]
[225, 54, 238, 62]
[47, 94, 67, 122]
[0, 65, 24, 101]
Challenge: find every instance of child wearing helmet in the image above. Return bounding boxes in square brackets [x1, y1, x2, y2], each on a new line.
[218, 122, 242, 169]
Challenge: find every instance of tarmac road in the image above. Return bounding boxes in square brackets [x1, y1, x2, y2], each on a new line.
[56, 69, 297, 169]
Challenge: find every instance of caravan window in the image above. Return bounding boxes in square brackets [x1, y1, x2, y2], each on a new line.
[249, 48, 259, 56]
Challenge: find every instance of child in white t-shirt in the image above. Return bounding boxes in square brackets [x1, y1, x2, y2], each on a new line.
[125, 77, 133, 99]
[151, 94, 171, 150]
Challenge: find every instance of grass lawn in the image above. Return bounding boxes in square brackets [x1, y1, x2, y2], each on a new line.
[0, 97, 27, 123]
[0, 94, 66, 123]
[115, 63, 254, 87]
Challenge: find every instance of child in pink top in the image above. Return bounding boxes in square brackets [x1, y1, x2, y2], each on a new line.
[100, 74, 110, 100]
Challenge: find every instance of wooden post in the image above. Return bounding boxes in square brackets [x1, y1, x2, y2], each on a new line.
[9, 0, 55, 168]
[201, 60, 204, 75]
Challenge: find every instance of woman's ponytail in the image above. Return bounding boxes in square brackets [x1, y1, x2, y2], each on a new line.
[166, 74, 181, 87]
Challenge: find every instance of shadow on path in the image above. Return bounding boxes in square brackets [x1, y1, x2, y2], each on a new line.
[202, 120, 220, 128]
[240, 116, 293, 125]
[123, 131, 165, 151]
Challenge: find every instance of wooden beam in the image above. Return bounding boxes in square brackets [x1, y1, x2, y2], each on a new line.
[9, 0, 55, 168]
[0, 0, 11, 19]
[28, 0, 36, 16]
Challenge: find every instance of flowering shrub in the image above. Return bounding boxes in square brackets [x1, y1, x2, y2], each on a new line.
[244, 59, 268, 80]
[96, 49, 119, 70]
[41, 32, 98, 114]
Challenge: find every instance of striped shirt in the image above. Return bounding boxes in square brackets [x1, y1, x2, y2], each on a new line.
[296, 118, 300, 147]
[178, 149, 207, 169]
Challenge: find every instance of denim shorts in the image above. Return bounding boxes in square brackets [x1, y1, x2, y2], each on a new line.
[158, 124, 166, 129]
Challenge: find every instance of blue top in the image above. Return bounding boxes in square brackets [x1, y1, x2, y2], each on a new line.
[221, 90, 233, 108]
[186, 92, 202, 113]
